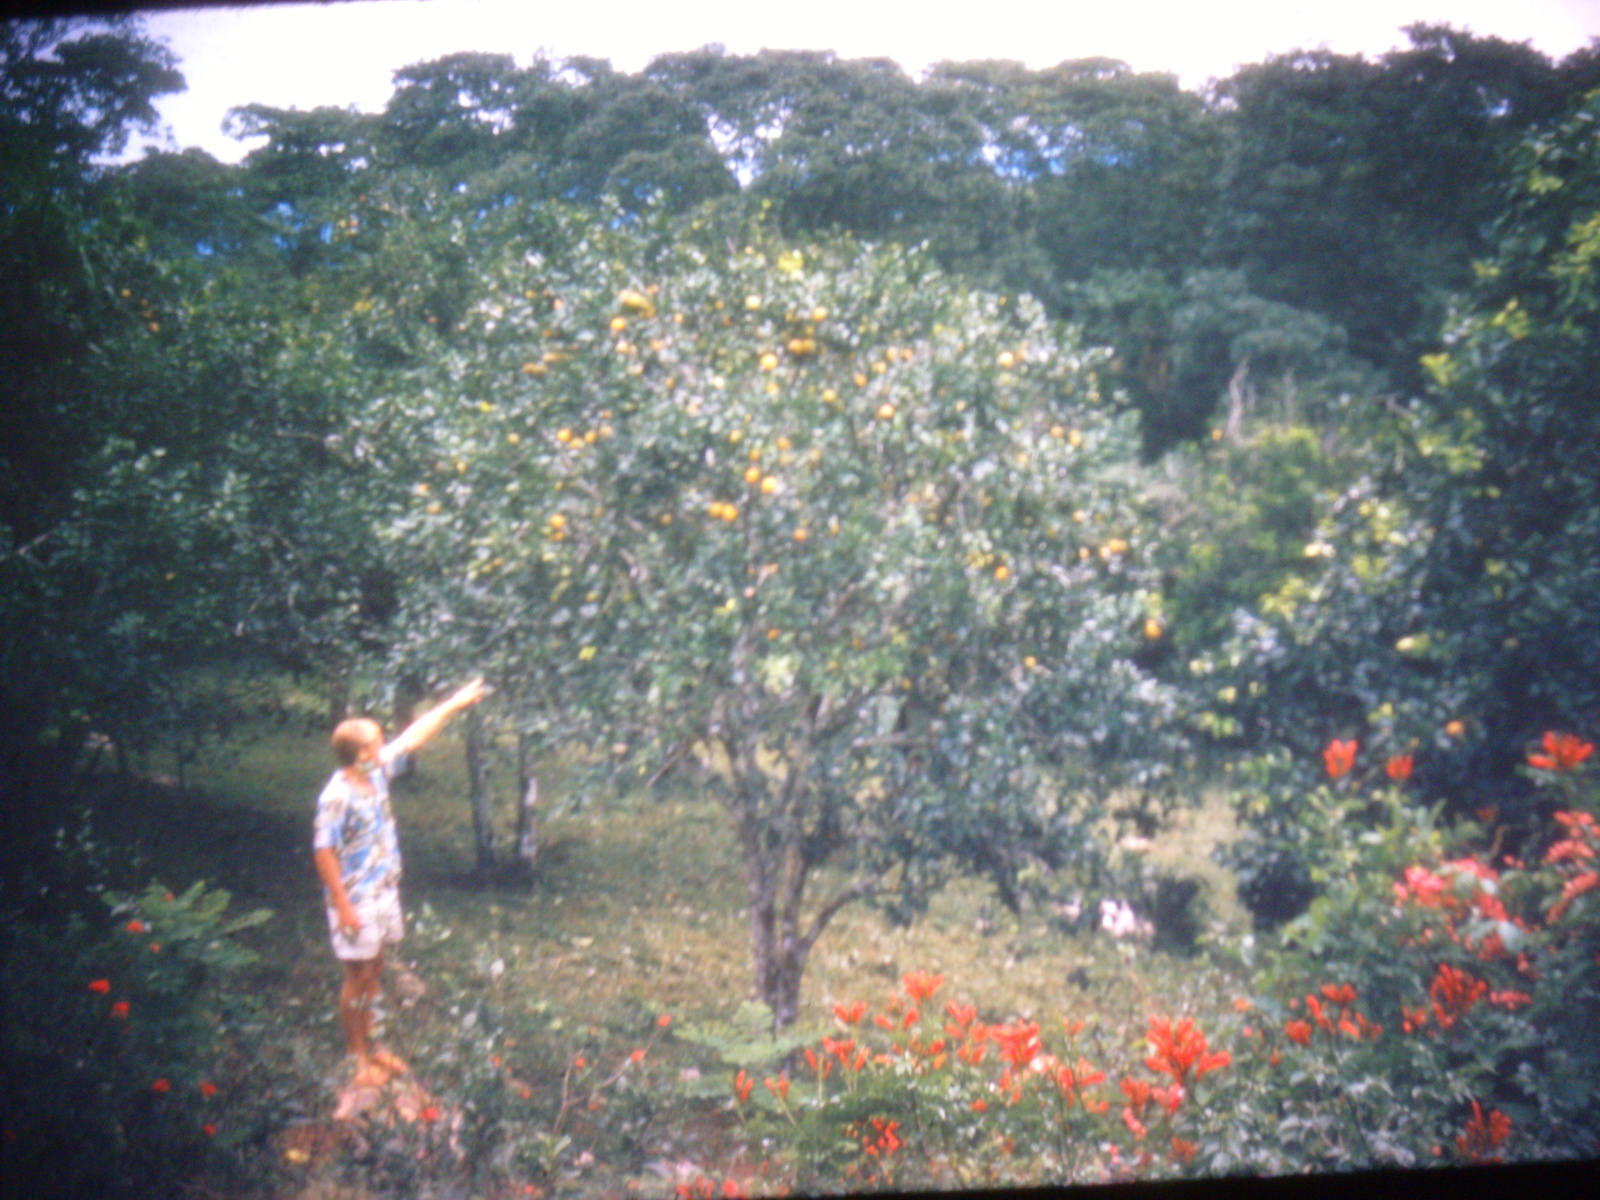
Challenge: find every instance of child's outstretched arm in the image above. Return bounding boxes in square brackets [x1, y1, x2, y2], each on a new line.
[384, 678, 487, 761]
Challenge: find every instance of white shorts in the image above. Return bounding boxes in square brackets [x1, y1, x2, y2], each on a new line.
[327, 887, 404, 962]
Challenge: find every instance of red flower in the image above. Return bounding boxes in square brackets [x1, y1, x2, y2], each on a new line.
[763, 1075, 790, 1102]
[1323, 739, 1358, 779]
[1528, 732, 1593, 772]
[1120, 1076, 1152, 1111]
[109, 1001, 130, 1020]
[126, 920, 146, 934]
[88, 979, 111, 994]
[657, 1013, 672, 1028]
[901, 970, 944, 1003]
[1145, 1016, 1228, 1084]
[202, 1123, 216, 1137]
[152, 1079, 171, 1094]
[946, 1000, 976, 1027]
[970, 1098, 987, 1113]
[629, 1048, 646, 1064]
[1548, 870, 1600, 923]
[833, 1000, 867, 1025]
[1429, 964, 1488, 1029]
[1489, 990, 1532, 1009]
[1171, 1137, 1198, 1164]
[1456, 1100, 1511, 1163]
[991, 1021, 1041, 1069]
[1284, 1020, 1313, 1046]
[1385, 755, 1414, 782]
[1121, 1107, 1148, 1140]
[199, 1081, 218, 1097]
[1155, 1084, 1185, 1116]
[732, 1069, 753, 1104]
[419, 1105, 439, 1123]
[1320, 982, 1357, 1008]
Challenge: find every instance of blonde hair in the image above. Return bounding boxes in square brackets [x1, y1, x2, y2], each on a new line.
[331, 718, 383, 767]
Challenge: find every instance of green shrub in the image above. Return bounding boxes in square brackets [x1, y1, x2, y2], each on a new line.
[0, 879, 269, 1198]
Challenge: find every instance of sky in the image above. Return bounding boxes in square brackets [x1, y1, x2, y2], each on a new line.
[117, 0, 1600, 163]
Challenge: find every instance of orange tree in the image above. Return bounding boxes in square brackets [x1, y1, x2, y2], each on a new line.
[374, 200, 1183, 1026]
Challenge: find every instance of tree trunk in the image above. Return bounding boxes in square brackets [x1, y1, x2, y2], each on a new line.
[515, 733, 538, 877]
[327, 667, 350, 728]
[464, 709, 495, 874]
[390, 674, 421, 781]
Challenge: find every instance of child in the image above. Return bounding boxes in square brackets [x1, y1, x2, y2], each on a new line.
[313, 678, 486, 1087]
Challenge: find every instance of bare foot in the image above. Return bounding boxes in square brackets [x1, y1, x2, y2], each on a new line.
[350, 1060, 392, 1089]
[369, 1047, 409, 1076]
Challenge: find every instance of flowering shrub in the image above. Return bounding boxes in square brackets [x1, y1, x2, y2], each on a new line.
[646, 730, 1598, 1189]
[0, 880, 269, 1198]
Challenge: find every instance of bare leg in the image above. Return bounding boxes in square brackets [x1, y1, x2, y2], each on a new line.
[341, 956, 390, 1086]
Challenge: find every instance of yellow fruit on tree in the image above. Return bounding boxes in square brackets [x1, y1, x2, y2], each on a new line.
[877, 403, 896, 421]
[745, 295, 763, 311]
[998, 351, 1015, 368]
[761, 476, 779, 495]
[853, 373, 868, 388]
[760, 352, 779, 371]
[549, 513, 566, 530]
[994, 564, 1010, 582]
[793, 528, 809, 542]
[610, 316, 628, 332]
[1144, 619, 1163, 640]
[1445, 719, 1466, 738]
[729, 429, 743, 444]
[1050, 425, 1065, 439]
[1068, 429, 1083, 448]
[1023, 655, 1038, 670]
[811, 306, 828, 322]
[556, 428, 572, 443]
[822, 388, 839, 405]
[1106, 538, 1130, 555]
[745, 466, 762, 485]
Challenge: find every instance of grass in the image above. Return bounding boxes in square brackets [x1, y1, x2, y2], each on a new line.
[91, 686, 1257, 1195]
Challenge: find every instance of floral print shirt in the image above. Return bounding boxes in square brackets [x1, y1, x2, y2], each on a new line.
[312, 750, 408, 904]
